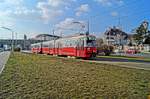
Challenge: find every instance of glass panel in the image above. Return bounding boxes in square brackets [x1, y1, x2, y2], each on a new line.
[86, 36, 96, 47]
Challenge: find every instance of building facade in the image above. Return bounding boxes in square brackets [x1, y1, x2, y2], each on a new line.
[0, 34, 60, 50]
[103, 26, 128, 46]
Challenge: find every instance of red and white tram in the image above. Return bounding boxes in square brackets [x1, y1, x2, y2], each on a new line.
[31, 34, 97, 58]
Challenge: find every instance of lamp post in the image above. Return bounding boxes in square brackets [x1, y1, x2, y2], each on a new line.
[0, 27, 14, 52]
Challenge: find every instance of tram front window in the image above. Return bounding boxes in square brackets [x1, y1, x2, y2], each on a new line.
[87, 40, 96, 47]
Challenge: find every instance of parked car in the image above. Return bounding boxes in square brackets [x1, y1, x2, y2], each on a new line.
[126, 48, 139, 54]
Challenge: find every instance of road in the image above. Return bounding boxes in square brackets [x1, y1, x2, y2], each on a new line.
[92, 57, 150, 63]
[114, 53, 150, 58]
[81, 57, 150, 70]
[0, 51, 10, 74]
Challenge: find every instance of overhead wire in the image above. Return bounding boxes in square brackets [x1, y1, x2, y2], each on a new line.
[89, 0, 149, 33]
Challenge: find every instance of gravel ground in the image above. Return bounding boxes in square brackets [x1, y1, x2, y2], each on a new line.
[0, 51, 10, 74]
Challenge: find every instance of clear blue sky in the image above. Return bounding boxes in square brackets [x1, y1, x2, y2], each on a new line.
[0, 0, 150, 39]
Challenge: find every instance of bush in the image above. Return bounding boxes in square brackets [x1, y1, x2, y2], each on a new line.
[14, 47, 21, 52]
[97, 45, 114, 56]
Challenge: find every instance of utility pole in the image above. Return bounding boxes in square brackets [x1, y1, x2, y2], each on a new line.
[1, 27, 14, 52]
[53, 29, 55, 55]
[86, 19, 90, 35]
[117, 13, 128, 30]
[118, 12, 121, 29]
[15, 32, 17, 48]
[12, 31, 14, 51]
[118, 17, 121, 28]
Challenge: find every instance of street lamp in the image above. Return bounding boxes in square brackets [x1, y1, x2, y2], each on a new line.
[0, 26, 14, 52]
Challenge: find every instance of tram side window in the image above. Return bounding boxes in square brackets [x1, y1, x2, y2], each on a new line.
[38, 45, 41, 48]
[81, 40, 84, 47]
[56, 42, 59, 48]
[43, 44, 49, 48]
[67, 40, 75, 47]
[36, 45, 39, 48]
[49, 43, 52, 48]
[63, 39, 76, 47]
[70, 41, 73, 47]
[78, 39, 84, 47]
[76, 40, 80, 48]
[72, 40, 77, 47]
[65, 40, 69, 47]
[59, 42, 63, 48]
[35, 45, 38, 48]
[63, 40, 66, 47]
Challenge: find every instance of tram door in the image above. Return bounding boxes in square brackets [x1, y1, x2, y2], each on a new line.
[57, 42, 60, 55]
[76, 39, 84, 57]
[39, 42, 43, 54]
